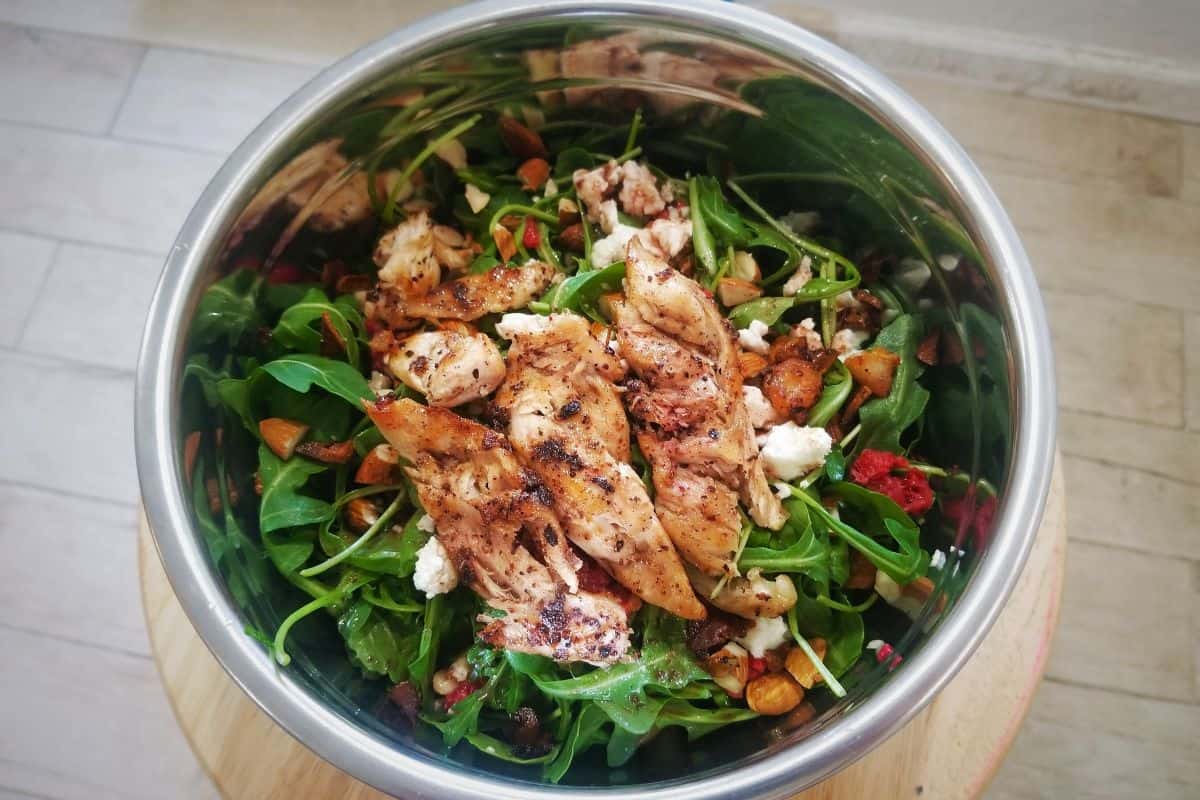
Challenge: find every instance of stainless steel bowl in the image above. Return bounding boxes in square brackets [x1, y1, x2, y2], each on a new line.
[136, 1, 1056, 797]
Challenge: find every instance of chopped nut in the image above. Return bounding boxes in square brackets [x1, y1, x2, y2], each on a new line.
[492, 224, 517, 262]
[433, 138, 467, 170]
[557, 223, 585, 253]
[702, 642, 750, 698]
[258, 418, 310, 460]
[784, 638, 828, 689]
[745, 672, 804, 715]
[354, 444, 398, 484]
[464, 183, 491, 214]
[516, 157, 551, 191]
[916, 329, 940, 366]
[343, 497, 380, 534]
[762, 358, 824, 417]
[844, 550, 876, 589]
[716, 277, 763, 307]
[731, 250, 761, 282]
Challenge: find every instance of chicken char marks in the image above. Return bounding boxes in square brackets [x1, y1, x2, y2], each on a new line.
[493, 313, 706, 621]
[614, 238, 787, 579]
[365, 397, 631, 664]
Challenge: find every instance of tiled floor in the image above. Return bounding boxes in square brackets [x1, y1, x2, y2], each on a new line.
[0, 4, 1197, 799]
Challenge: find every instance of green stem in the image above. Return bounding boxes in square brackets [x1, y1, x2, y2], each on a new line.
[331, 483, 407, 509]
[615, 145, 643, 164]
[787, 607, 846, 698]
[382, 114, 482, 224]
[623, 108, 643, 155]
[486, 204, 559, 238]
[816, 593, 877, 613]
[273, 584, 355, 666]
[688, 177, 717, 276]
[820, 258, 836, 347]
[709, 516, 753, 598]
[300, 493, 405, 577]
[362, 584, 424, 614]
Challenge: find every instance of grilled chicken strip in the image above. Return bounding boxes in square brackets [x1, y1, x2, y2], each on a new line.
[615, 238, 787, 580]
[369, 261, 557, 326]
[493, 313, 706, 621]
[386, 330, 505, 407]
[366, 397, 630, 664]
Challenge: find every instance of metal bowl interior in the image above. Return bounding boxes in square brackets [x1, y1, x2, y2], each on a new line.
[135, 1, 1056, 798]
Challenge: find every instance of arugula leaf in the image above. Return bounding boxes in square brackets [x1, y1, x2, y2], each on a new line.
[190, 270, 261, 347]
[318, 507, 428, 577]
[533, 261, 625, 321]
[271, 288, 362, 366]
[808, 361, 853, 428]
[257, 445, 333, 534]
[182, 355, 227, 407]
[739, 523, 828, 575]
[261, 354, 374, 408]
[262, 527, 315, 574]
[462, 731, 558, 765]
[655, 700, 759, 740]
[856, 314, 929, 454]
[728, 296, 797, 329]
[408, 594, 447, 700]
[338, 599, 420, 682]
[544, 704, 608, 783]
[822, 602, 865, 677]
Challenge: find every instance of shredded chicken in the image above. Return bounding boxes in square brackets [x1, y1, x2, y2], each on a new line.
[369, 261, 557, 326]
[688, 565, 798, 620]
[386, 330, 505, 407]
[366, 397, 630, 664]
[373, 211, 441, 297]
[614, 238, 787, 580]
[494, 313, 706, 620]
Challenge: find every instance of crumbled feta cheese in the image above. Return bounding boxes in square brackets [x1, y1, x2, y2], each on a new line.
[369, 370, 393, 395]
[741, 385, 780, 429]
[617, 160, 666, 217]
[875, 570, 923, 619]
[929, 549, 946, 570]
[495, 312, 553, 340]
[731, 250, 760, 281]
[831, 328, 869, 358]
[645, 218, 693, 258]
[597, 199, 620, 234]
[735, 615, 790, 658]
[434, 138, 467, 170]
[737, 319, 771, 355]
[782, 255, 813, 296]
[866, 639, 886, 652]
[894, 258, 932, 294]
[758, 421, 833, 480]
[590, 223, 640, 267]
[413, 536, 458, 597]
[773, 482, 792, 499]
[937, 253, 960, 272]
[573, 162, 619, 221]
[464, 183, 490, 213]
[779, 210, 819, 235]
[416, 513, 436, 534]
[791, 317, 823, 350]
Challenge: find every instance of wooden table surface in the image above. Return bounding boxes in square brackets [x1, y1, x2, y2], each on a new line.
[139, 461, 1064, 800]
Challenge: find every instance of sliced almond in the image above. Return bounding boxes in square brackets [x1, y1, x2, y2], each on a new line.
[498, 115, 548, 159]
[716, 277, 763, 307]
[354, 444, 398, 484]
[433, 138, 467, 170]
[183, 431, 201, 485]
[784, 638, 828, 689]
[259, 418, 309, 460]
[295, 439, 355, 464]
[492, 224, 517, 262]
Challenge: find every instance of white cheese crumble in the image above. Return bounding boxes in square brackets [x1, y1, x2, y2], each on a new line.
[773, 482, 792, 499]
[645, 218, 693, 258]
[832, 328, 870, 359]
[543, 176, 558, 197]
[735, 615, 790, 658]
[791, 317, 823, 351]
[597, 199, 620, 234]
[590, 223, 640, 268]
[413, 536, 458, 597]
[416, 513, 436, 534]
[741, 385, 780, 429]
[835, 290, 862, 310]
[737, 319, 771, 355]
[781, 255, 813, 296]
[758, 421, 833, 480]
[464, 183, 490, 213]
[866, 639, 886, 652]
[894, 257, 932, 294]
[929, 549, 946, 570]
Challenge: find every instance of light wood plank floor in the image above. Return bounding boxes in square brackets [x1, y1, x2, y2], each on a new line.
[0, 4, 1195, 799]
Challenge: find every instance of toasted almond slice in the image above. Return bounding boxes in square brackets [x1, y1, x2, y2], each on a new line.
[259, 417, 309, 460]
[784, 638, 828, 689]
[498, 115, 547, 159]
[354, 444, 398, 484]
[296, 439, 355, 464]
[845, 346, 900, 397]
[517, 157, 551, 192]
[492, 224, 517, 262]
[716, 277, 763, 307]
[183, 431, 201, 485]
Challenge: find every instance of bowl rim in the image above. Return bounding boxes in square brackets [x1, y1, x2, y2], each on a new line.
[135, 1, 1057, 797]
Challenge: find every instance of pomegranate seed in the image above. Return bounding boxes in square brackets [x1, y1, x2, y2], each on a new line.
[522, 217, 540, 249]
